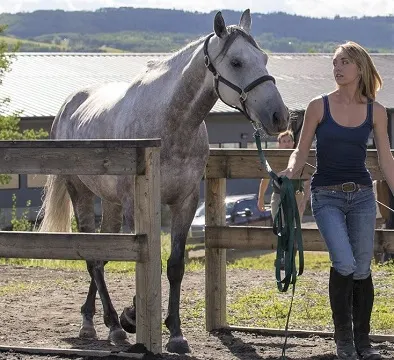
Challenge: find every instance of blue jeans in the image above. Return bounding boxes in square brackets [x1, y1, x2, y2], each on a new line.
[311, 187, 376, 280]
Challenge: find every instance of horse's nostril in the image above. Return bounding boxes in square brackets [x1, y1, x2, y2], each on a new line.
[273, 112, 281, 125]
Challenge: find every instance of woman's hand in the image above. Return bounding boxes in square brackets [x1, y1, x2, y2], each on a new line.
[277, 168, 294, 180]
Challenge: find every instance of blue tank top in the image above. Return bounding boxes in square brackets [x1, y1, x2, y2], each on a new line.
[311, 94, 373, 188]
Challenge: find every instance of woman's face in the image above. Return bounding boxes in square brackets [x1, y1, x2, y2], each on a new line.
[332, 48, 360, 86]
[278, 135, 294, 149]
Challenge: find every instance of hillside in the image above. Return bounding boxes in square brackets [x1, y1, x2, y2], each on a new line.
[0, 8, 393, 53]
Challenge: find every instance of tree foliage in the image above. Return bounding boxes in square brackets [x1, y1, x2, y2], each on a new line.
[0, 25, 48, 184]
[0, 9, 393, 52]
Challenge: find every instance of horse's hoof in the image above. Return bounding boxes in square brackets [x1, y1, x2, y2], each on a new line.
[120, 307, 136, 334]
[79, 325, 97, 340]
[165, 336, 191, 354]
[108, 328, 129, 345]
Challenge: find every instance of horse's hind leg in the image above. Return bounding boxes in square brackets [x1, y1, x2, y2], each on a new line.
[64, 176, 98, 340]
[79, 199, 124, 341]
[66, 178, 127, 344]
[118, 198, 138, 334]
[93, 199, 127, 343]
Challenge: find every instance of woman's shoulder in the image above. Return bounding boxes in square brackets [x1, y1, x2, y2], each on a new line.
[307, 95, 325, 112]
[372, 100, 388, 123]
[372, 100, 386, 111]
[304, 95, 325, 124]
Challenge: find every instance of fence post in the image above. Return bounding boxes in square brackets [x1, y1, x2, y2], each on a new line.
[135, 147, 162, 353]
[205, 177, 227, 331]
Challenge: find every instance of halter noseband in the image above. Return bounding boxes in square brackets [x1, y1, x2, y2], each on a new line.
[203, 32, 276, 129]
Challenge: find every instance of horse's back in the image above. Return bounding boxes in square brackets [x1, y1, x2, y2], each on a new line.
[51, 82, 133, 140]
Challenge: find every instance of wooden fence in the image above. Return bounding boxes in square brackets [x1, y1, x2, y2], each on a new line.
[0, 139, 162, 355]
[204, 148, 394, 339]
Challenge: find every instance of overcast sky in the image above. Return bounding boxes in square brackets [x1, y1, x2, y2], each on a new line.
[0, 0, 393, 18]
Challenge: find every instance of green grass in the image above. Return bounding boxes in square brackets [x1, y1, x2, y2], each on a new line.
[228, 251, 332, 271]
[0, 35, 66, 51]
[0, 282, 36, 296]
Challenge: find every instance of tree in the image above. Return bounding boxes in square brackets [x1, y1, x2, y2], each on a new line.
[0, 24, 48, 185]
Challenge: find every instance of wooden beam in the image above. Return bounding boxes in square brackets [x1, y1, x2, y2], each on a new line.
[0, 139, 161, 148]
[0, 139, 161, 175]
[0, 231, 146, 261]
[205, 149, 391, 180]
[205, 178, 227, 331]
[0, 147, 137, 175]
[135, 147, 162, 354]
[0, 345, 145, 359]
[205, 226, 394, 253]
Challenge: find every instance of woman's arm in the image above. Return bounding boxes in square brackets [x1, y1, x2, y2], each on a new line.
[279, 97, 322, 178]
[257, 178, 270, 211]
[373, 103, 394, 193]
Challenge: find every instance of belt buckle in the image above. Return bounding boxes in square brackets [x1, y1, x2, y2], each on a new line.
[341, 182, 356, 192]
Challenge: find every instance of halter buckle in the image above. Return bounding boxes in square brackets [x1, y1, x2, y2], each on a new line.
[240, 91, 247, 102]
[204, 55, 210, 68]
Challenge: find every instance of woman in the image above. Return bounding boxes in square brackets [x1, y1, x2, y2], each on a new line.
[278, 41, 393, 360]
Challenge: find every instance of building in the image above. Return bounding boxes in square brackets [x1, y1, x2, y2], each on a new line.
[0, 52, 393, 228]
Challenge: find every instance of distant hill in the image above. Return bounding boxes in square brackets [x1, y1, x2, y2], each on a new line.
[0, 8, 393, 53]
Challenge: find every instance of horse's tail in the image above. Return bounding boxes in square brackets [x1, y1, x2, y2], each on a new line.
[38, 175, 73, 233]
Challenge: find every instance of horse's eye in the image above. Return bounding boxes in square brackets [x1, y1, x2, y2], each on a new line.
[231, 59, 242, 68]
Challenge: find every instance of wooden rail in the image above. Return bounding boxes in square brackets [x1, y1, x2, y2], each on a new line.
[204, 148, 394, 334]
[0, 139, 162, 354]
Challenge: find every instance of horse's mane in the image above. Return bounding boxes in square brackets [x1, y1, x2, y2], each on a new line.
[146, 25, 263, 69]
[144, 35, 207, 70]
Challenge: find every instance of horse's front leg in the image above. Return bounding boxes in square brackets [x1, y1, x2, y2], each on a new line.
[165, 190, 200, 354]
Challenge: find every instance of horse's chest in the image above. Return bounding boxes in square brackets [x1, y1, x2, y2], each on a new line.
[161, 147, 208, 203]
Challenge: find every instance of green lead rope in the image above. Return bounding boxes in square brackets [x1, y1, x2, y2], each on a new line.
[254, 131, 304, 359]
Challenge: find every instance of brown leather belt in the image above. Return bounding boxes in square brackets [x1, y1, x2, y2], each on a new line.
[315, 182, 372, 193]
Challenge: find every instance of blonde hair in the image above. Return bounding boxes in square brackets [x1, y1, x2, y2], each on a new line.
[277, 130, 294, 143]
[335, 41, 382, 101]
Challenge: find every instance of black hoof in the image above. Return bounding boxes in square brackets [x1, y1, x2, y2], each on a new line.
[120, 307, 136, 334]
[165, 336, 191, 354]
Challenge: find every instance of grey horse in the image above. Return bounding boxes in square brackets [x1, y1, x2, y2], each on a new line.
[38, 9, 289, 354]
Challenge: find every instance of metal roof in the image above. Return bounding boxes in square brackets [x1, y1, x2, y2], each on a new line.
[0, 52, 393, 118]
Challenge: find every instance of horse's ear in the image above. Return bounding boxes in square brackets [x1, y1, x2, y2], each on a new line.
[239, 9, 251, 33]
[214, 11, 228, 38]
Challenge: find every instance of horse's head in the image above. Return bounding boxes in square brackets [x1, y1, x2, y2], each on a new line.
[205, 9, 289, 135]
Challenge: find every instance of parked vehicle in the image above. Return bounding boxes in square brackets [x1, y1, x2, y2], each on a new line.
[187, 194, 272, 243]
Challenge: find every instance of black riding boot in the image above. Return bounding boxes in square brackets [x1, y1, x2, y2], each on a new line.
[329, 267, 357, 360]
[353, 275, 382, 360]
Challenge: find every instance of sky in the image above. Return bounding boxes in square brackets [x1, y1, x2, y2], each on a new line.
[0, 0, 393, 19]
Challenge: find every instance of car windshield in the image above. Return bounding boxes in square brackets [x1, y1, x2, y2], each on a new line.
[195, 201, 239, 217]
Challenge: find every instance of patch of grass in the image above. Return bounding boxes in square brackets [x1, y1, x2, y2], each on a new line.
[228, 277, 332, 330]
[0, 35, 66, 50]
[228, 251, 331, 271]
[227, 271, 394, 333]
[180, 291, 205, 330]
[0, 278, 74, 296]
[0, 282, 36, 296]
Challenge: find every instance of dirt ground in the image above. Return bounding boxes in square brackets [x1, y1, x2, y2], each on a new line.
[0, 264, 394, 360]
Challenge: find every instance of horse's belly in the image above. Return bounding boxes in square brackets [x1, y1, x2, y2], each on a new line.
[78, 175, 131, 204]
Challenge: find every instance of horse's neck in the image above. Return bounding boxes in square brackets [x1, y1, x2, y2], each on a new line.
[162, 39, 218, 131]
